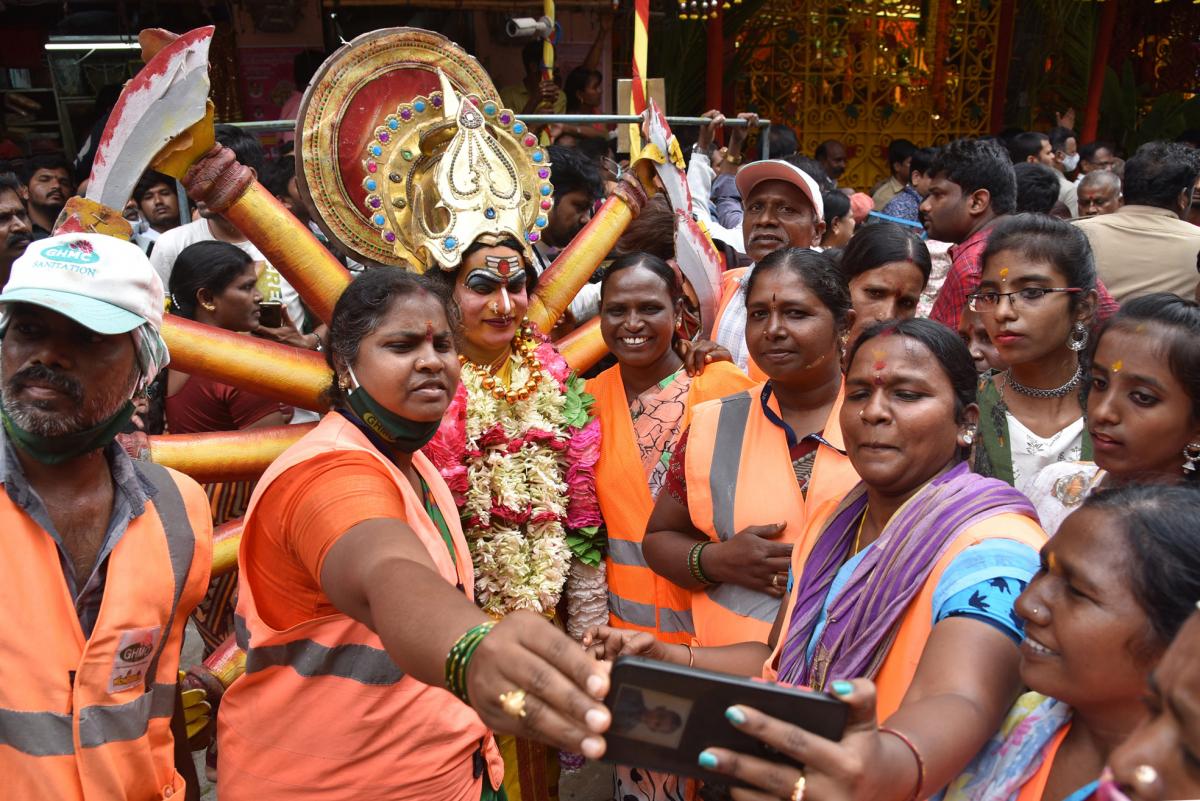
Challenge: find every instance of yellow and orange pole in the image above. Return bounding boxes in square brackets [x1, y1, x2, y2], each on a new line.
[542, 0, 556, 83]
[161, 316, 332, 411]
[556, 317, 607, 373]
[629, 0, 650, 156]
[148, 423, 314, 483]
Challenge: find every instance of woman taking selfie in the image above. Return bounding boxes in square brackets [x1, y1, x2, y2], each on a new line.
[1029, 293, 1200, 534]
[692, 483, 1200, 801]
[593, 319, 1046, 800]
[641, 248, 859, 648]
[217, 269, 611, 800]
[969, 214, 1099, 495]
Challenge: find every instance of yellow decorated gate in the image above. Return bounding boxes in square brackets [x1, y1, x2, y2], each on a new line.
[738, 0, 1009, 190]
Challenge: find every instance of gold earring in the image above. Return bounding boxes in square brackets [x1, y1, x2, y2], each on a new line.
[338, 375, 350, 391]
[202, 303, 216, 312]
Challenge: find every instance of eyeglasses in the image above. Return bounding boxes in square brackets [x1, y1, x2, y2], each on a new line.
[967, 287, 1081, 312]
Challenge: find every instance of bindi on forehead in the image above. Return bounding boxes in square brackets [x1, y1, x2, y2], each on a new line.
[425, 320, 435, 342]
[999, 267, 1009, 283]
[1111, 359, 1123, 373]
[871, 348, 887, 385]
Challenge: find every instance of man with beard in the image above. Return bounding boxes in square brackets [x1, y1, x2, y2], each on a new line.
[0, 233, 213, 800]
[130, 170, 181, 256]
[711, 160, 824, 374]
[17, 154, 73, 239]
[0, 174, 32, 284]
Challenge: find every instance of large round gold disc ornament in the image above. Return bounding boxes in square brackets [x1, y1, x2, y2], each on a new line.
[295, 28, 497, 267]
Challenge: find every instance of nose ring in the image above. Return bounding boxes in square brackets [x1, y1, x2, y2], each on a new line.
[1133, 765, 1158, 786]
[488, 301, 500, 315]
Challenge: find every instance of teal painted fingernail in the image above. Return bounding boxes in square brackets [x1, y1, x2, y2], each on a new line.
[698, 750, 718, 769]
[832, 680, 854, 696]
[725, 706, 746, 725]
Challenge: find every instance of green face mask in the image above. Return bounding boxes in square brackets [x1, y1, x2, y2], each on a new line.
[344, 365, 441, 453]
[2, 400, 136, 465]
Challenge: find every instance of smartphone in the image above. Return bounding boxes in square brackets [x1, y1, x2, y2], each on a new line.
[602, 656, 847, 787]
[258, 302, 282, 328]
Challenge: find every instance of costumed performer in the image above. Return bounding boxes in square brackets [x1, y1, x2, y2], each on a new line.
[588, 319, 1046, 800]
[216, 266, 613, 800]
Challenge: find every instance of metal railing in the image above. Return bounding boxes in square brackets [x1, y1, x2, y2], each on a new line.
[233, 113, 773, 159]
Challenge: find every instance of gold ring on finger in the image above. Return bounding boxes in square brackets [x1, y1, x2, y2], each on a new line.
[499, 689, 527, 719]
[791, 773, 806, 801]
[772, 574, 781, 589]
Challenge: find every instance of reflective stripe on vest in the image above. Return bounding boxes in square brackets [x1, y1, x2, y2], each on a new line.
[0, 683, 177, 757]
[137, 462, 196, 689]
[710, 394, 751, 540]
[235, 615, 403, 685]
[699, 394, 779, 622]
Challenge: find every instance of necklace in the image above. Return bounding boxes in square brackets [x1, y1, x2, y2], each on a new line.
[460, 322, 545, 403]
[1005, 364, 1083, 399]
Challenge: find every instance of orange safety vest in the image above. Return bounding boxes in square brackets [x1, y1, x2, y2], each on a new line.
[765, 495, 1047, 720]
[683, 383, 859, 646]
[218, 412, 504, 801]
[0, 459, 213, 801]
[711, 268, 768, 382]
[588, 362, 756, 644]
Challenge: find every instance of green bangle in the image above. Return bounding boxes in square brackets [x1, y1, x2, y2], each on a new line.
[688, 541, 714, 585]
[445, 621, 496, 705]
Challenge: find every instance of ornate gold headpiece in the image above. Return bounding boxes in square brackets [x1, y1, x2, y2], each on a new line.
[363, 70, 552, 273]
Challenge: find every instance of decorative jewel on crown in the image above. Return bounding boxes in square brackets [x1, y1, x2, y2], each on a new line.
[363, 69, 552, 273]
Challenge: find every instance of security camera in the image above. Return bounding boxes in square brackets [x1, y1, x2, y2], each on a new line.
[506, 16, 554, 41]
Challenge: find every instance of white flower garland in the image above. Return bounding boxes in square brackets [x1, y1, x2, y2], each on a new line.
[459, 355, 575, 617]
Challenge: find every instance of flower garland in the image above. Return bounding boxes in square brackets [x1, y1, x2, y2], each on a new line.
[424, 329, 603, 619]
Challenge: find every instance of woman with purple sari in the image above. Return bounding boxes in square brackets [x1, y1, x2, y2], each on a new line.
[587, 319, 1048, 801]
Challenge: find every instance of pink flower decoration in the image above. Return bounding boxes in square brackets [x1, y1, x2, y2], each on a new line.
[423, 384, 468, 472]
[536, 341, 570, 386]
[565, 418, 602, 528]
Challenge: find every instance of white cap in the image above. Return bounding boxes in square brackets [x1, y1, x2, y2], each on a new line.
[0, 233, 164, 334]
[735, 160, 825, 221]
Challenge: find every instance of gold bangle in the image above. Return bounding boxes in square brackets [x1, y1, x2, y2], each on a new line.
[684, 643, 695, 668]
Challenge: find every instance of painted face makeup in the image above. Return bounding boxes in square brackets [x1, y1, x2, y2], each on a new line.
[464, 268, 527, 317]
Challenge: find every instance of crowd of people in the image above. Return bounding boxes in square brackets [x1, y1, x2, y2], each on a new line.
[3, 27, 1200, 801]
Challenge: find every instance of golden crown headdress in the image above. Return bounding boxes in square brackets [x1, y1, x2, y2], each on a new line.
[362, 70, 551, 273]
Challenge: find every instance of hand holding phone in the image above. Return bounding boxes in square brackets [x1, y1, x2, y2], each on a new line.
[602, 656, 846, 788]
